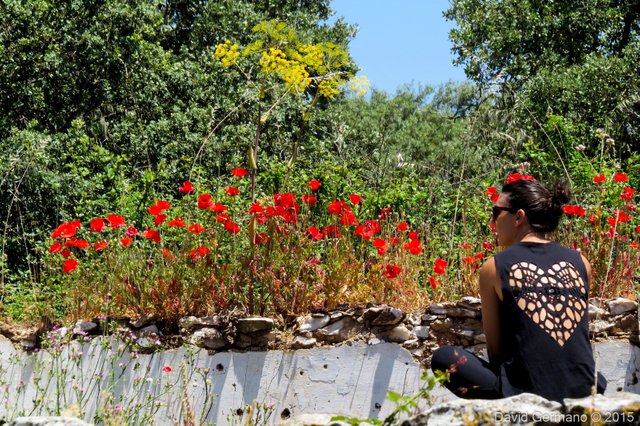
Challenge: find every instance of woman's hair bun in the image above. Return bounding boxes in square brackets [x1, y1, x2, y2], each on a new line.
[550, 182, 572, 207]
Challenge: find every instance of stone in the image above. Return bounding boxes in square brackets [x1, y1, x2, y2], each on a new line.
[590, 319, 615, 334]
[418, 393, 563, 425]
[236, 317, 274, 334]
[7, 417, 92, 426]
[130, 314, 156, 329]
[291, 335, 317, 350]
[297, 314, 330, 332]
[608, 298, 638, 316]
[178, 315, 222, 331]
[413, 326, 430, 339]
[377, 325, 413, 343]
[474, 333, 487, 343]
[362, 306, 404, 326]
[190, 328, 226, 350]
[421, 313, 440, 322]
[430, 318, 453, 332]
[589, 304, 608, 320]
[73, 320, 97, 334]
[135, 325, 159, 337]
[316, 317, 363, 343]
[564, 392, 640, 418]
[429, 303, 479, 318]
[235, 331, 276, 349]
[457, 296, 481, 310]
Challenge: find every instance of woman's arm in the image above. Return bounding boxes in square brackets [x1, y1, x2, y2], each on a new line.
[479, 257, 502, 363]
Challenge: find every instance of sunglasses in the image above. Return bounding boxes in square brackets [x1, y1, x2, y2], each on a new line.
[492, 205, 519, 220]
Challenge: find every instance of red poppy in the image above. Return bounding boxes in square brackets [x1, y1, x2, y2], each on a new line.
[161, 248, 173, 259]
[51, 221, 81, 239]
[49, 241, 62, 254]
[198, 194, 213, 209]
[154, 214, 167, 226]
[323, 225, 340, 238]
[627, 204, 637, 212]
[254, 232, 269, 245]
[636, 225, 640, 233]
[429, 276, 437, 289]
[162, 365, 172, 373]
[563, 205, 586, 216]
[373, 238, 388, 255]
[126, 226, 139, 236]
[403, 239, 423, 255]
[306, 227, 324, 240]
[433, 258, 448, 275]
[474, 252, 485, 259]
[224, 221, 240, 235]
[327, 200, 346, 215]
[179, 181, 194, 193]
[308, 180, 321, 191]
[63, 259, 78, 273]
[210, 202, 228, 213]
[593, 174, 606, 183]
[613, 172, 629, 182]
[229, 167, 248, 177]
[190, 246, 210, 259]
[188, 223, 205, 234]
[608, 210, 632, 226]
[60, 249, 72, 258]
[340, 210, 358, 226]
[379, 207, 391, 220]
[142, 229, 161, 243]
[397, 222, 408, 231]
[93, 240, 109, 251]
[67, 238, 89, 249]
[621, 187, 635, 201]
[506, 173, 535, 183]
[385, 264, 401, 279]
[408, 231, 419, 240]
[168, 217, 186, 227]
[483, 241, 494, 252]
[106, 214, 126, 228]
[389, 237, 400, 244]
[462, 256, 476, 264]
[90, 218, 105, 232]
[350, 194, 364, 205]
[485, 187, 497, 196]
[460, 242, 472, 249]
[225, 187, 240, 197]
[120, 237, 133, 247]
[302, 194, 317, 206]
[631, 242, 640, 249]
[249, 203, 264, 214]
[355, 220, 381, 241]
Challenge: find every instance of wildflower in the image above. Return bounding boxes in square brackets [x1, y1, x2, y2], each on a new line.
[63, 259, 78, 273]
[126, 226, 139, 236]
[327, 200, 347, 215]
[249, 203, 264, 214]
[231, 168, 248, 177]
[385, 264, 401, 279]
[154, 214, 167, 226]
[162, 365, 172, 373]
[462, 256, 476, 264]
[506, 173, 535, 183]
[302, 194, 317, 206]
[379, 207, 391, 220]
[340, 209, 358, 226]
[613, 172, 629, 182]
[60, 249, 72, 258]
[323, 225, 340, 238]
[188, 223, 205, 234]
[474, 252, 485, 259]
[211, 202, 228, 213]
[483, 241, 494, 252]
[373, 238, 388, 255]
[636, 225, 640, 233]
[67, 238, 89, 249]
[142, 229, 161, 243]
[106, 214, 126, 228]
[461, 242, 472, 249]
[198, 194, 213, 209]
[93, 240, 108, 251]
[190, 246, 210, 259]
[404, 239, 423, 255]
[306, 227, 324, 240]
[593, 174, 606, 183]
[397, 222, 408, 231]
[429, 276, 437, 289]
[254, 232, 269, 245]
[120, 237, 133, 247]
[51, 220, 81, 239]
[621, 187, 635, 201]
[350, 194, 364, 205]
[179, 181, 194, 193]
[433, 258, 448, 275]
[575, 144, 586, 151]
[225, 187, 240, 197]
[89, 218, 105, 232]
[168, 217, 187, 227]
[355, 220, 381, 240]
[608, 210, 631, 226]
[49, 241, 62, 254]
[308, 180, 321, 191]
[631, 242, 640, 249]
[224, 221, 240, 235]
[563, 205, 585, 216]
[408, 231, 419, 240]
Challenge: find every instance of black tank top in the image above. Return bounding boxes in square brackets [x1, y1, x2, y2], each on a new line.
[493, 241, 603, 401]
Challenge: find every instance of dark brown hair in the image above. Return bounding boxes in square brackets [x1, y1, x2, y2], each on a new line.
[501, 180, 571, 233]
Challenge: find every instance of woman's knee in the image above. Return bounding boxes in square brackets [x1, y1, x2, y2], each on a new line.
[431, 345, 461, 373]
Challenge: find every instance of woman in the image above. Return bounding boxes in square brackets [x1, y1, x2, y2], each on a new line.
[431, 178, 606, 401]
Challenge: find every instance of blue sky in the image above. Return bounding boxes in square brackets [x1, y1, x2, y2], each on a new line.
[328, 0, 467, 94]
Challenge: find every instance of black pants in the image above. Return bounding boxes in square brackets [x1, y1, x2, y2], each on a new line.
[431, 345, 607, 399]
[430, 346, 502, 399]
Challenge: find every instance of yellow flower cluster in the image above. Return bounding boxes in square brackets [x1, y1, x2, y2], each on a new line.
[214, 40, 240, 67]
[317, 79, 341, 99]
[349, 75, 370, 97]
[259, 47, 311, 93]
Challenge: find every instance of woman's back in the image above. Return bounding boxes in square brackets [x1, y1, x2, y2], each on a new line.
[494, 241, 597, 401]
